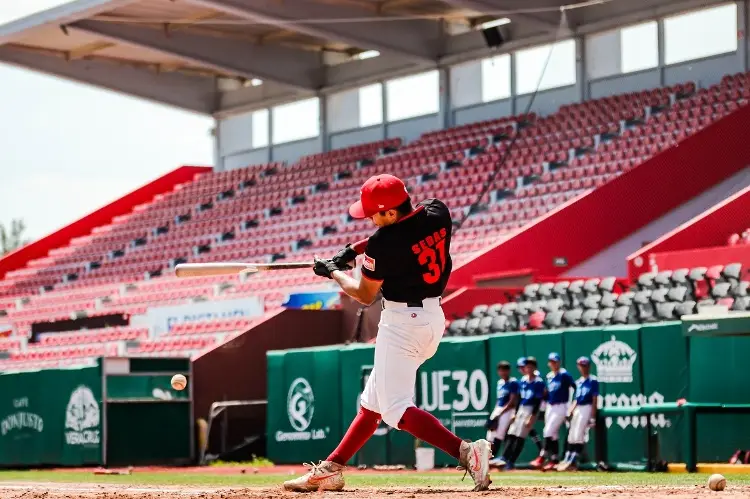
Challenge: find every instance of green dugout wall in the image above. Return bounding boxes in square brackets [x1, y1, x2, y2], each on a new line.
[268, 319, 750, 466]
[0, 357, 193, 468]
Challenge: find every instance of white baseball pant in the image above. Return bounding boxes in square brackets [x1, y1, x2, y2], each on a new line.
[567, 404, 593, 444]
[359, 298, 444, 429]
[543, 403, 568, 439]
[486, 409, 513, 441]
[508, 405, 534, 438]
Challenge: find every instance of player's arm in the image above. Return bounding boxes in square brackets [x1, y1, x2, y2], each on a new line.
[331, 270, 382, 306]
[590, 380, 600, 423]
[331, 238, 369, 268]
[500, 393, 519, 415]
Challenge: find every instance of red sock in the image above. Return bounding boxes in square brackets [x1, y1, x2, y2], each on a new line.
[398, 407, 462, 459]
[327, 407, 381, 465]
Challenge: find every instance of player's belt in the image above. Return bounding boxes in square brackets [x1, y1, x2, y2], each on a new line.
[381, 297, 442, 309]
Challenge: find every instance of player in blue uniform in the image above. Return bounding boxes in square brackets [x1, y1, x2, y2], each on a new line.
[531, 352, 575, 470]
[486, 361, 519, 461]
[496, 357, 546, 469]
[557, 356, 599, 471]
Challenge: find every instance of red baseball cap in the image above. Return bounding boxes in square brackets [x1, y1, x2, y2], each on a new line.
[348, 174, 409, 219]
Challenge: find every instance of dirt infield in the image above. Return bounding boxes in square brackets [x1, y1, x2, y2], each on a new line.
[1, 482, 749, 498]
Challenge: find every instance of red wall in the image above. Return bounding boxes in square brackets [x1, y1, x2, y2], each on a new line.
[649, 246, 750, 280]
[627, 184, 750, 280]
[448, 104, 750, 289]
[0, 165, 209, 280]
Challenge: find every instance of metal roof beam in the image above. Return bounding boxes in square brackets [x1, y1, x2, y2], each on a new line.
[441, 0, 560, 33]
[0, 0, 135, 44]
[70, 20, 322, 91]
[0, 45, 216, 113]
[186, 0, 440, 62]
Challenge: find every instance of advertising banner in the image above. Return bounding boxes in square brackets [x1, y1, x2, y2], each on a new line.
[145, 296, 263, 335]
[282, 291, 341, 310]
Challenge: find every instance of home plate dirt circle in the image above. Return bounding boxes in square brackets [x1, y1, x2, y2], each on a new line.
[2, 482, 750, 499]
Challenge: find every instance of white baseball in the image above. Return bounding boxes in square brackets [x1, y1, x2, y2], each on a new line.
[708, 473, 726, 491]
[171, 374, 187, 391]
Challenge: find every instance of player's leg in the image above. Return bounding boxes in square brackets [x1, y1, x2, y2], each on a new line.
[283, 343, 383, 491]
[379, 308, 491, 490]
[489, 411, 512, 465]
[540, 404, 566, 470]
[558, 407, 587, 471]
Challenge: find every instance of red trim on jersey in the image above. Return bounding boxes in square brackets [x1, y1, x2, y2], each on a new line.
[396, 205, 424, 224]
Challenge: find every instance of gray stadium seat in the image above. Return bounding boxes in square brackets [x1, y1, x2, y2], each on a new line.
[487, 303, 504, 317]
[634, 290, 655, 322]
[656, 302, 677, 320]
[722, 262, 742, 284]
[583, 278, 601, 295]
[448, 319, 467, 336]
[490, 315, 510, 333]
[637, 272, 657, 290]
[651, 288, 669, 303]
[544, 298, 564, 312]
[654, 270, 673, 288]
[667, 286, 688, 303]
[732, 296, 750, 311]
[599, 276, 616, 293]
[501, 302, 518, 316]
[530, 299, 548, 312]
[671, 268, 690, 286]
[712, 282, 732, 299]
[562, 308, 583, 326]
[616, 291, 635, 306]
[538, 282, 555, 297]
[553, 281, 572, 307]
[544, 310, 564, 329]
[568, 280, 585, 306]
[583, 294, 602, 309]
[597, 307, 614, 325]
[675, 301, 696, 317]
[465, 317, 481, 335]
[478, 316, 494, 335]
[523, 283, 540, 300]
[696, 299, 716, 310]
[612, 305, 633, 324]
[736, 281, 749, 297]
[581, 309, 599, 326]
[471, 304, 489, 318]
[600, 292, 618, 308]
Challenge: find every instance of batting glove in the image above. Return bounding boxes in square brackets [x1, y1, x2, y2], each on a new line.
[331, 244, 357, 271]
[313, 257, 339, 279]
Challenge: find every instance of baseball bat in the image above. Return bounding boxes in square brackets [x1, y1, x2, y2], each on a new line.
[174, 262, 314, 278]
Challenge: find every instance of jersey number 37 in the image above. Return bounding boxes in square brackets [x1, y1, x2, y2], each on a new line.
[418, 239, 446, 284]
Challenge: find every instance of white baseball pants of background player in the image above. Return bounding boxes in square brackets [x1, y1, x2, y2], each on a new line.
[487, 409, 513, 441]
[543, 403, 568, 438]
[359, 297, 444, 428]
[567, 404, 593, 444]
[508, 405, 534, 438]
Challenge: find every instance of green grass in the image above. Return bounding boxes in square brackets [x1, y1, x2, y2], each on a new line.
[0, 470, 748, 488]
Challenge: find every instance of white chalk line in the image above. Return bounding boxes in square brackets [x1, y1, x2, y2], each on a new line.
[0, 483, 232, 494]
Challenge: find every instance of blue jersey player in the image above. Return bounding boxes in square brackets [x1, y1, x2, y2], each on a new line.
[531, 352, 575, 470]
[558, 356, 599, 471]
[497, 356, 545, 469]
[486, 361, 519, 459]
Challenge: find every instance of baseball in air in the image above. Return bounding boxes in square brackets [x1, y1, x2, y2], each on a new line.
[708, 473, 726, 491]
[171, 374, 187, 391]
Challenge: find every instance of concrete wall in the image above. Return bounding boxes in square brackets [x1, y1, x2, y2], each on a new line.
[270, 137, 321, 163]
[386, 114, 440, 142]
[330, 126, 384, 150]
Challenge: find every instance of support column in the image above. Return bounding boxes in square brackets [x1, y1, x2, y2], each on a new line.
[438, 67, 452, 130]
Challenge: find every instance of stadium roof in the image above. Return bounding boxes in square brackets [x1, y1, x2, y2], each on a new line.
[0, 0, 723, 116]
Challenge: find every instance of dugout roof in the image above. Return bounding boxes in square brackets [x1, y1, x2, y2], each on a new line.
[0, 0, 727, 116]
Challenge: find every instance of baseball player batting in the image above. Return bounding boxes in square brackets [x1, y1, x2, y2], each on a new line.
[557, 356, 599, 471]
[283, 174, 492, 492]
[531, 352, 575, 470]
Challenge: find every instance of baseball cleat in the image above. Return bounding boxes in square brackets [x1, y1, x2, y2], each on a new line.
[283, 461, 345, 492]
[543, 461, 558, 472]
[530, 456, 544, 469]
[459, 439, 492, 491]
[556, 460, 571, 472]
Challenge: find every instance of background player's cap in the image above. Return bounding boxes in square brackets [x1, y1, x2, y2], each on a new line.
[497, 360, 511, 369]
[526, 356, 538, 366]
[577, 356, 591, 366]
[548, 352, 561, 362]
[349, 174, 409, 219]
[516, 357, 527, 367]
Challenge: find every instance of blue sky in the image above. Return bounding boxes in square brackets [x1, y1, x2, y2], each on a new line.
[0, 1, 214, 240]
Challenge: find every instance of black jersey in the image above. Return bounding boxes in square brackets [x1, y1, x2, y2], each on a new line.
[361, 199, 452, 302]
